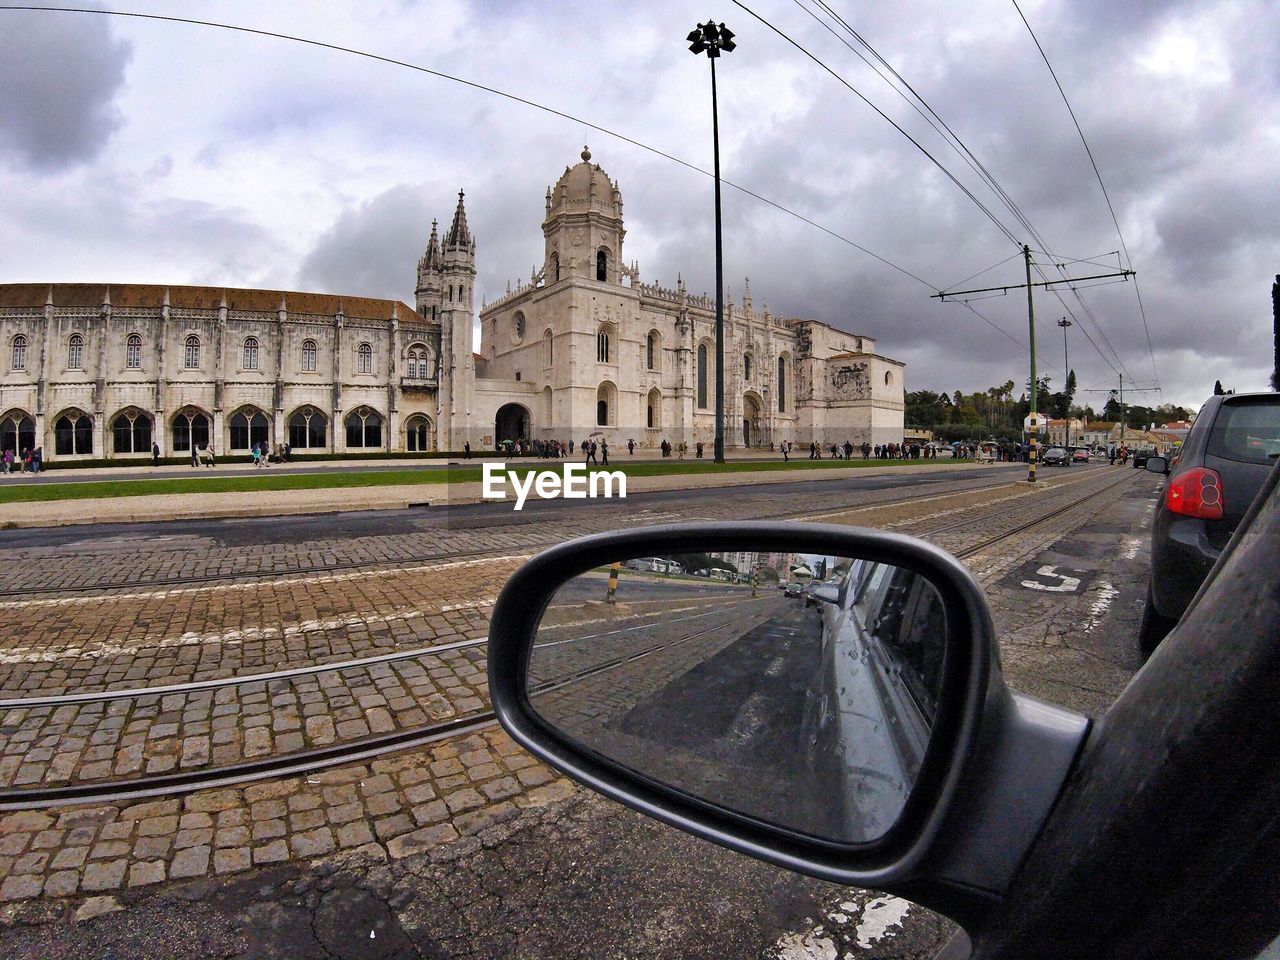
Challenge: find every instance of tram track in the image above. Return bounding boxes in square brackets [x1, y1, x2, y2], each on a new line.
[0, 467, 1140, 810]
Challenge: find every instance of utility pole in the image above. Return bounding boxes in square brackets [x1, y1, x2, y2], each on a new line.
[1058, 316, 1072, 454]
[932, 250, 1135, 484]
[1025, 245, 1039, 482]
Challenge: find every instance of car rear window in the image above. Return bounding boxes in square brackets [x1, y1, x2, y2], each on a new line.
[1207, 398, 1280, 465]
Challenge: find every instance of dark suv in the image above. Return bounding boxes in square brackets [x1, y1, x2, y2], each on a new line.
[1140, 392, 1280, 652]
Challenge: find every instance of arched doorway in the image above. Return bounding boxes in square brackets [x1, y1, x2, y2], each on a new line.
[405, 415, 433, 452]
[742, 394, 762, 447]
[495, 403, 530, 444]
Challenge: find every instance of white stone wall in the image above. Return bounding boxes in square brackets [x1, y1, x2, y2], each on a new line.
[0, 302, 441, 460]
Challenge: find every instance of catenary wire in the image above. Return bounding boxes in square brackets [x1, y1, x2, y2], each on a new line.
[1011, 0, 1160, 390]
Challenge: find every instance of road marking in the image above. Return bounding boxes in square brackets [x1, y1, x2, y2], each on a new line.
[1020, 565, 1082, 593]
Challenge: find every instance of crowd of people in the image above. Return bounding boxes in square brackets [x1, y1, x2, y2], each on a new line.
[2, 447, 43, 474]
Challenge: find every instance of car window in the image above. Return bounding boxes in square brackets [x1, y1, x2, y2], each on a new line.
[1207, 398, 1280, 465]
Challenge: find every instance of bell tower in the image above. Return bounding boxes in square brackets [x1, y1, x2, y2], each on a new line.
[542, 146, 625, 285]
[435, 190, 476, 449]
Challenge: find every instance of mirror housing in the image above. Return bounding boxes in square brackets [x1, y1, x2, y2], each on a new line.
[488, 522, 1089, 931]
[1146, 456, 1169, 475]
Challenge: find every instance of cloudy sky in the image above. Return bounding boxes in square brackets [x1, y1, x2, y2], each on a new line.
[2, 0, 1277, 410]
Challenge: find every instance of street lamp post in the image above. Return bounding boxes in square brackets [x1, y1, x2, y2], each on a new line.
[687, 20, 736, 463]
[1058, 317, 1072, 453]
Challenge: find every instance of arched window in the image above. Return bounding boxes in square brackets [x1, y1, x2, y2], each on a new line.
[743, 353, 752, 381]
[0, 411, 36, 453]
[301, 338, 317, 372]
[647, 331, 659, 371]
[54, 410, 94, 456]
[406, 344, 432, 379]
[405, 414, 433, 452]
[67, 333, 84, 369]
[357, 342, 373, 375]
[171, 408, 210, 452]
[596, 382, 617, 427]
[647, 388, 661, 429]
[697, 343, 709, 409]
[596, 249, 608, 282]
[230, 408, 270, 451]
[597, 329, 610, 363]
[544, 329, 554, 367]
[111, 409, 153, 454]
[242, 336, 259, 371]
[777, 355, 787, 412]
[126, 334, 142, 369]
[184, 335, 200, 369]
[11, 335, 27, 371]
[289, 407, 327, 449]
[345, 407, 383, 448]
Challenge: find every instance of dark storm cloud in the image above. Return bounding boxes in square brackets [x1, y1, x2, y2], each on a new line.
[0, 9, 132, 169]
[297, 184, 436, 301]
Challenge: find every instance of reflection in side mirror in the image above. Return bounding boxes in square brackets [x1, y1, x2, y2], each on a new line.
[1146, 456, 1168, 475]
[525, 551, 947, 845]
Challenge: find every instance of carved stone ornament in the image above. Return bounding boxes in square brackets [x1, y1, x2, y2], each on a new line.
[572, 233, 584, 247]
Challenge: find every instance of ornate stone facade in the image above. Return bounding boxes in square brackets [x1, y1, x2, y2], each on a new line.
[0, 150, 905, 461]
[0, 283, 441, 460]
[470, 147, 905, 450]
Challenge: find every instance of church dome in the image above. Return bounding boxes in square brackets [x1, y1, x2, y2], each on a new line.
[546, 146, 622, 221]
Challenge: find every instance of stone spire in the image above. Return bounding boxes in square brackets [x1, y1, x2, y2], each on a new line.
[444, 190, 471, 248]
[422, 219, 441, 271]
[742, 277, 752, 316]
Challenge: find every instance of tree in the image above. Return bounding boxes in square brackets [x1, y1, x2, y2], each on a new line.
[1103, 390, 1124, 422]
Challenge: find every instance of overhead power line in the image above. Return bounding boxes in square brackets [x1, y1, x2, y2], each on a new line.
[781, 0, 1137, 383]
[1011, 0, 1160, 390]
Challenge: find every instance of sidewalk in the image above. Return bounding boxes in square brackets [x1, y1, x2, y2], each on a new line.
[0, 460, 1022, 529]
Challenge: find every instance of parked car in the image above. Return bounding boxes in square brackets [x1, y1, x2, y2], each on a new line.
[1072, 448, 1090, 463]
[489, 473, 1280, 959]
[1133, 448, 1157, 469]
[1040, 446, 1069, 466]
[1139, 392, 1280, 653]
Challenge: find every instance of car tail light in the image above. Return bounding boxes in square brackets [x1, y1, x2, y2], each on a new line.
[1166, 467, 1224, 520]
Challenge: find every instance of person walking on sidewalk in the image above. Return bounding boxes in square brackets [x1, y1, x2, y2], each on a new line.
[152, 441, 160, 466]
[600, 439, 609, 466]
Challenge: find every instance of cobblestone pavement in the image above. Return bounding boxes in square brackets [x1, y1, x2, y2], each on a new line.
[0, 465, 1157, 959]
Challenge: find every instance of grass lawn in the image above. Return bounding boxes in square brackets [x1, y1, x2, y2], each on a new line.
[0, 456, 974, 504]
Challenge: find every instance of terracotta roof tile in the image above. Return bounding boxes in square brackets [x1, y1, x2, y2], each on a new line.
[0, 283, 415, 321]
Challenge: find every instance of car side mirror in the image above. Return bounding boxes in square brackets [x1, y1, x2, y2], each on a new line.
[488, 523, 1089, 931]
[811, 584, 840, 604]
[1146, 456, 1168, 475]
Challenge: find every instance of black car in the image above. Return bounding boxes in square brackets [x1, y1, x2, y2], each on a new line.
[1139, 392, 1280, 652]
[1132, 448, 1157, 469]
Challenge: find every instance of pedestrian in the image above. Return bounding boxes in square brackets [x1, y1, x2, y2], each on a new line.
[587, 440, 598, 465]
[464, 440, 471, 459]
[1109, 446, 1117, 466]
[1, 449, 9, 475]
[628, 439, 635, 456]
[204, 443, 215, 467]
[696, 441, 704, 459]
[809, 441, 817, 460]
[191, 443, 199, 468]
[252, 443, 262, 468]
[32, 446, 41, 474]
[830, 444, 839, 460]
[284, 442, 291, 461]
[581, 438, 590, 460]
[844, 440, 854, 460]
[678, 440, 687, 460]
[600, 439, 609, 466]
[782, 440, 790, 462]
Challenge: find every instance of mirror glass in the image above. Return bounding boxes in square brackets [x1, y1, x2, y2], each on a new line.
[526, 550, 948, 845]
